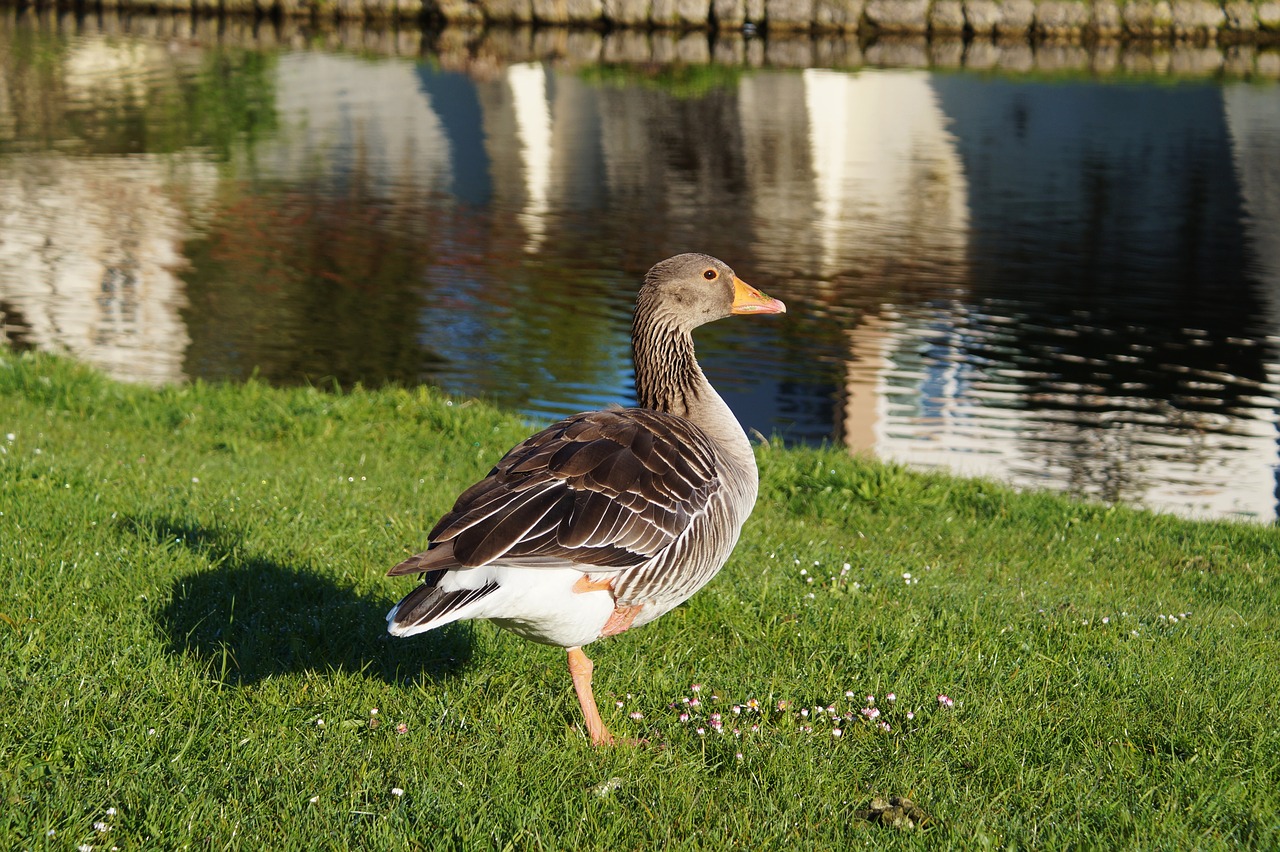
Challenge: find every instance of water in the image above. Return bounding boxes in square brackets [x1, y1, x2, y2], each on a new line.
[2, 12, 1279, 522]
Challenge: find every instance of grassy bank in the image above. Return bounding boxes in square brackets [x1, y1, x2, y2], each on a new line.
[2, 350, 1278, 849]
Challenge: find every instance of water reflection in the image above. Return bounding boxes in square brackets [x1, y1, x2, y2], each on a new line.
[1, 14, 1279, 522]
[0, 153, 209, 383]
[848, 77, 1280, 521]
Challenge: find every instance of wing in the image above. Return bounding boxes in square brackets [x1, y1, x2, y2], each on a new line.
[388, 408, 720, 576]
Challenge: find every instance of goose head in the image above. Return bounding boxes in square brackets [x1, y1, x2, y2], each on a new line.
[636, 253, 786, 333]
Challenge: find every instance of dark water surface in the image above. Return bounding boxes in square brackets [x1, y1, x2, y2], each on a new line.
[2, 13, 1279, 522]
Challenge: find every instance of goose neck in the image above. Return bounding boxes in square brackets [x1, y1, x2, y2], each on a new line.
[631, 311, 756, 480]
[631, 317, 703, 417]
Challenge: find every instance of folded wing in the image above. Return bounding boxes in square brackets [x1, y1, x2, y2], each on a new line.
[388, 408, 720, 577]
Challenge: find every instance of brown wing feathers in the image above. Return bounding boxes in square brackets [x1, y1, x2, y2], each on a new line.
[388, 408, 719, 577]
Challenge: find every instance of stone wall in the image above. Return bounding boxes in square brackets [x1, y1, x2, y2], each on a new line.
[11, 7, 1279, 78]
[462, 0, 1280, 37]
[9, 0, 1280, 37]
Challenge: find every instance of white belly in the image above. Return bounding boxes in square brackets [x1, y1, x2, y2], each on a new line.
[477, 566, 617, 648]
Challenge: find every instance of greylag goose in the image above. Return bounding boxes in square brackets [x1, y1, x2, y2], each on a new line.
[386, 253, 785, 745]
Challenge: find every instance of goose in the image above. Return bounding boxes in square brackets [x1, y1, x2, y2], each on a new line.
[386, 253, 785, 745]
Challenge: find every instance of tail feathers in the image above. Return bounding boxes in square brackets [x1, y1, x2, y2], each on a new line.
[387, 581, 499, 636]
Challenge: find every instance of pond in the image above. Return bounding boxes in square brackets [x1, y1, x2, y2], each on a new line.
[2, 10, 1279, 522]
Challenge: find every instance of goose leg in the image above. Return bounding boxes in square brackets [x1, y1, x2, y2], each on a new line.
[567, 646, 614, 746]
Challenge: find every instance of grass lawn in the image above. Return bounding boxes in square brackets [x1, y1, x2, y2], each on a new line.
[2, 350, 1278, 849]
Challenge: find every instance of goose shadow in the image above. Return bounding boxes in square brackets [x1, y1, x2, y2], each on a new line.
[141, 517, 473, 685]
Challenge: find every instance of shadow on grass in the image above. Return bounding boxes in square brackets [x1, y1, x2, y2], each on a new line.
[139, 517, 473, 685]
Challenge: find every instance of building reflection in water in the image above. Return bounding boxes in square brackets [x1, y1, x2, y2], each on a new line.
[1, 24, 1278, 521]
[0, 35, 219, 385]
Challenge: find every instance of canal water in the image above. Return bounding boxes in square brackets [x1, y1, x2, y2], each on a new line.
[2, 12, 1279, 522]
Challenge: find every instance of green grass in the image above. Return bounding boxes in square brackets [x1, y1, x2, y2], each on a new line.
[2, 349, 1279, 849]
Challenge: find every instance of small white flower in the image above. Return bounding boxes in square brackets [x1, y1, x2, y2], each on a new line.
[94, 821, 110, 833]
[391, 787, 405, 797]
[105, 808, 116, 816]
[309, 796, 319, 804]
[832, 728, 843, 737]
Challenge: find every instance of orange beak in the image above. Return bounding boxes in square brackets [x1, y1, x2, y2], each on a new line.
[731, 276, 787, 315]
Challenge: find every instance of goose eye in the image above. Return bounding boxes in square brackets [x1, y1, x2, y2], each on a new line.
[703, 269, 718, 280]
